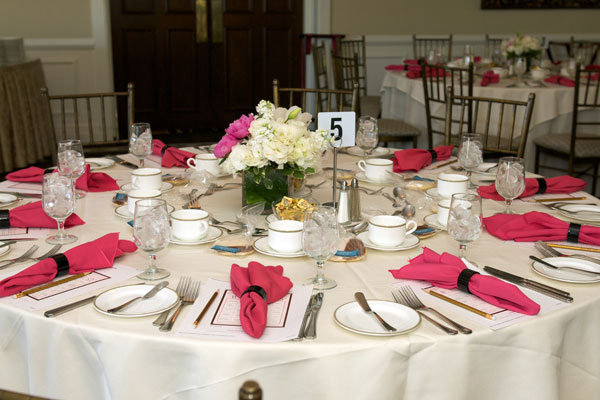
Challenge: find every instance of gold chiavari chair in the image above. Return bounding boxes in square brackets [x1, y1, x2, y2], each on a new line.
[412, 34, 453, 63]
[571, 39, 600, 66]
[534, 65, 600, 194]
[312, 43, 329, 111]
[547, 39, 571, 64]
[273, 78, 358, 114]
[445, 86, 536, 158]
[485, 34, 505, 59]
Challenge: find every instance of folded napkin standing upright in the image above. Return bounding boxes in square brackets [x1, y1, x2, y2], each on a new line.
[392, 145, 454, 172]
[230, 261, 293, 338]
[477, 175, 586, 201]
[544, 75, 575, 87]
[484, 211, 600, 246]
[389, 248, 540, 315]
[152, 139, 196, 168]
[480, 70, 500, 87]
[6, 165, 119, 192]
[0, 233, 137, 297]
[0, 201, 84, 229]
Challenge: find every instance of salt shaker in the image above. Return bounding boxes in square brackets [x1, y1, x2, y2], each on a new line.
[349, 178, 362, 222]
[337, 181, 350, 224]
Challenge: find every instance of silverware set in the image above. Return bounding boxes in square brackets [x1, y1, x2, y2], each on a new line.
[296, 292, 323, 340]
[0, 244, 62, 269]
[392, 287, 460, 335]
[160, 277, 200, 332]
[535, 240, 600, 267]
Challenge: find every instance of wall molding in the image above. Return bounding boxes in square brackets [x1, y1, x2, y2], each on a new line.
[24, 38, 95, 51]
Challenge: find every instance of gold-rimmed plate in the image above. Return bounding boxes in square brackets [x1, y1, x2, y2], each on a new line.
[334, 300, 420, 336]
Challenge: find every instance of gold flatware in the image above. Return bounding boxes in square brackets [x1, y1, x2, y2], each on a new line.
[535, 196, 587, 203]
[15, 272, 91, 298]
[547, 243, 600, 254]
[431, 159, 456, 169]
[193, 289, 219, 328]
[424, 288, 494, 320]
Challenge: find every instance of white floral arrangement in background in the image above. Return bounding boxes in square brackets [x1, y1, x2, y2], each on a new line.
[501, 34, 542, 60]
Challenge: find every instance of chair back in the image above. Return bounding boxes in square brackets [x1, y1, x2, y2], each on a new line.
[571, 40, 600, 66]
[340, 36, 367, 98]
[569, 65, 600, 166]
[484, 34, 504, 59]
[422, 62, 473, 147]
[445, 86, 536, 158]
[412, 34, 453, 63]
[547, 40, 571, 64]
[272, 79, 358, 115]
[331, 52, 362, 115]
[312, 43, 329, 111]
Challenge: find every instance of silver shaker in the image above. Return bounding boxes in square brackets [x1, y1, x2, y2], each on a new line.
[349, 178, 361, 222]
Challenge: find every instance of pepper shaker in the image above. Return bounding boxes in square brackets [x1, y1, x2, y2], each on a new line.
[349, 178, 362, 222]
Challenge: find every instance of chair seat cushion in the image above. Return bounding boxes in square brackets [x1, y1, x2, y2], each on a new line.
[378, 118, 421, 138]
[534, 134, 600, 158]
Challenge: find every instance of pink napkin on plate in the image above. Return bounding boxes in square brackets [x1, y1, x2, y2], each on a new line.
[478, 175, 586, 201]
[480, 70, 500, 87]
[544, 75, 575, 87]
[230, 261, 293, 338]
[389, 248, 540, 315]
[6, 165, 119, 192]
[152, 139, 196, 168]
[3, 201, 84, 229]
[484, 211, 600, 246]
[392, 145, 454, 172]
[0, 233, 137, 297]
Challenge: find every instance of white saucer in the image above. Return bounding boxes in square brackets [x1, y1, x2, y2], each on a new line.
[356, 232, 420, 251]
[346, 146, 390, 158]
[120, 182, 173, 193]
[0, 241, 11, 257]
[93, 284, 179, 317]
[86, 157, 115, 170]
[0, 193, 18, 208]
[169, 226, 223, 245]
[531, 256, 600, 284]
[355, 171, 397, 185]
[423, 214, 447, 231]
[252, 236, 305, 258]
[425, 187, 475, 199]
[334, 300, 420, 336]
[114, 204, 175, 219]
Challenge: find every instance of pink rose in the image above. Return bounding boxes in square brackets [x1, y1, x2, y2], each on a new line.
[225, 114, 254, 139]
[213, 134, 239, 158]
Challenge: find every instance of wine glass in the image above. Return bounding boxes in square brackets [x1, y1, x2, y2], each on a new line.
[514, 57, 527, 86]
[42, 173, 77, 245]
[302, 205, 339, 290]
[133, 198, 170, 280]
[129, 122, 153, 167]
[57, 139, 86, 198]
[464, 44, 473, 66]
[495, 156, 526, 214]
[427, 49, 438, 65]
[355, 116, 378, 158]
[447, 192, 483, 259]
[457, 133, 483, 180]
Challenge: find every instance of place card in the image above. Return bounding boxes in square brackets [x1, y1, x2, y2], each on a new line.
[211, 289, 292, 328]
[0, 227, 49, 240]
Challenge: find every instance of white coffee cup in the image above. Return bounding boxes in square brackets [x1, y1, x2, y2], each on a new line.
[357, 158, 393, 181]
[131, 168, 162, 190]
[437, 173, 469, 198]
[187, 153, 222, 176]
[127, 189, 161, 214]
[268, 220, 304, 253]
[368, 215, 417, 247]
[437, 198, 451, 226]
[491, 67, 508, 79]
[170, 209, 209, 241]
[530, 68, 547, 80]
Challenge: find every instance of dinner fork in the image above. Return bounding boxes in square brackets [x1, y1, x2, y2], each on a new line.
[0, 245, 40, 269]
[160, 278, 200, 332]
[534, 240, 600, 268]
[392, 288, 458, 335]
[153, 277, 187, 326]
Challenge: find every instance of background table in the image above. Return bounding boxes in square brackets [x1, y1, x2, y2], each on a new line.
[1, 153, 599, 399]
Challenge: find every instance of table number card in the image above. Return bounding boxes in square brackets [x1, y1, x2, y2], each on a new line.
[317, 112, 356, 148]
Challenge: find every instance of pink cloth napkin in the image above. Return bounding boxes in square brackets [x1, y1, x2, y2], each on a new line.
[6, 165, 119, 192]
[484, 211, 600, 245]
[230, 261, 293, 338]
[477, 175, 586, 201]
[406, 66, 450, 79]
[480, 70, 500, 87]
[392, 145, 454, 172]
[385, 64, 421, 72]
[389, 248, 540, 315]
[544, 75, 575, 87]
[152, 139, 196, 168]
[585, 65, 600, 71]
[0, 233, 137, 297]
[5, 201, 84, 229]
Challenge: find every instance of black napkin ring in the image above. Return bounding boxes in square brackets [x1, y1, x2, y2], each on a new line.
[536, 178, 547, 194]
[241, 285, 267, 302]
[161, 145, 171, 155]
[50, 253, 70, 276]
[567, 223, 582, 243]
[428, 149, 437, 163]
[457, 269, 479, 294]
[0, 210, 9, 229]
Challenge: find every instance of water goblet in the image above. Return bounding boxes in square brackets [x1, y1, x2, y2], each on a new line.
[133, 198, 170, 280]
[355, 116, 378, 158]
[495, 156, 526, 214]
[427, 49, 438, 65]
[464, 44, 473, 66]
[514, 57, 527, 86]
[57, 139, 86, 198]
[457, 133, 483, 180]
[447, 192, 483, 259]
[42, 173, 77, 245]
[129, 122, 153, 167]
[303, 205, 339, 290]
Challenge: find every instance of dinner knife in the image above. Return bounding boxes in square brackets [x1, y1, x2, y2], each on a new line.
[483, 266, 573, 303]
[0, 240, 17, 249]
[0, 191, 42, 198]
[44, 295, 97, 318]
[107, 281, 169, 313]
[354, 292, 396, 332]
[107, 155, 138, 169]
[0, 238, 38, 242]
[304, 292, 323, 339]
[529, 255, 600, 277]
[295, 294, 316, 340]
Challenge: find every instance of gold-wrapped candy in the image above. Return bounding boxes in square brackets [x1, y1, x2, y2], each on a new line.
[274, 196, 315, 221]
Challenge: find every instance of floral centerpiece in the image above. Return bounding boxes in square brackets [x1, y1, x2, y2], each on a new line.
[501, 34, 542, 71]
[214, 100, 331, 205]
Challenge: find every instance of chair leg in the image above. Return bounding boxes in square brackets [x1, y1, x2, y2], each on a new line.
[593, 161, 599, 196]
[534, 145, 540, 174]
[412, 135, 418, 149]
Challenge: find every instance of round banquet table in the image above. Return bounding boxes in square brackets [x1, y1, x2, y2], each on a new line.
[1, 152, 600, 400]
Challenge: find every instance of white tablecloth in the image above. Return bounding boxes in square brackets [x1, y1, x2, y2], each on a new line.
[1, 155, 600, 399]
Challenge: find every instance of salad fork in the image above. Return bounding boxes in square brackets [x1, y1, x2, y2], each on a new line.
[0, 245, 40, 269]
[153, 277, 187, 326]
[160, 278, 200, 331]
[392, 288, 458, 335]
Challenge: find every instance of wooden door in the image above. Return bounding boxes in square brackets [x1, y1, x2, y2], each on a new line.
[110, 0, 303, 138]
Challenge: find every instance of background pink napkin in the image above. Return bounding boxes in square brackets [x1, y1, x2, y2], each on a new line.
[389, 248, 540, 315]
[544, 75, 575, 87]
[152, 139, 195, 168]
[6, 165, 119, 192]
[0, 233, 137, 297]
[230, 261, 293, 338]
[478, 175, 586, 201]
[7, 201, 84, 228]
[480, 70, 500, 87]
[406, 66, 450, 79]
[484, 211, 600, 245]
[392, 145, 454, 172]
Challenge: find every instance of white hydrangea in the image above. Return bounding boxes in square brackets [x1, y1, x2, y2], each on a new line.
[502, 34, 541, 59]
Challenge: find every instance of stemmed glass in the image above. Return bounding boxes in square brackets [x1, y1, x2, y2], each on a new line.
[495, 156, 526, 214]
[57, 139, 86, 198]
[355, 116, 378, 159]
[447, 192, 483, 259]
[129, 122, 153, 167]
[133, 198, 170, 280]
[302, 205, 339, 290]
[457, 133, 483, 180]
[514, 57, 527, 86]
[42, 173, 77, 244]
[464, 44, 473, 66]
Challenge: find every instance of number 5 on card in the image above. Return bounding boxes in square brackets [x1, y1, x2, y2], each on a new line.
[317, 112, 356, 148]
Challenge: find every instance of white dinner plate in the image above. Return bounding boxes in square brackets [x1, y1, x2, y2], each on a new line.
[531, 256, 600, 283]
[355, 171, 397, 185]
[0, 193, 18, 208]
[423, 214, 447, 231]
[114, 204, 175, 219]
[346, 146, 390, 158]
[93, 284, 179, 317]
[555, 204, 600, 223]
[357, 232, 420, 252]
[169, 226, 223, 245]
[334, 300, 421, 336]
[86, 157, 115, 170]
[252, 237, 305, 258]
[0, 241, 12, 257]
[120, 182, 174, 193]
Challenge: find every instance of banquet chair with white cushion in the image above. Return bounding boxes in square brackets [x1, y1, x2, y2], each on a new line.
[412, 34, 453, 63]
